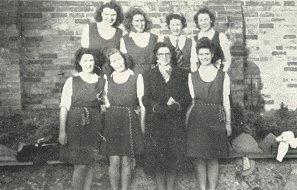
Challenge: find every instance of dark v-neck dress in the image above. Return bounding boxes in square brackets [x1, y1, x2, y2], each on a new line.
[59, 76, 105, 165]
[187, 69, 229, 159]
[104, 74, 144, 157]
[122, 33, 158, 75]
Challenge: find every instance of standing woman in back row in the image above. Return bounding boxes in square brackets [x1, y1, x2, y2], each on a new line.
[81, 1, 124, 75]
[162, 13, 192, 72]
[191, 7, 231, 72]
[120, 7, 158, 75]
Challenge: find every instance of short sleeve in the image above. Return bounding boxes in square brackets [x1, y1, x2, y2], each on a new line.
[219, 33, 230, 47]
[190, 37, 198, 72]
[103, 75, 110, 108]
[223, 73, 231, 96]
[137, 74, 144, 99]
[188, 73, 195, 98]
[60, 77, 73, 111]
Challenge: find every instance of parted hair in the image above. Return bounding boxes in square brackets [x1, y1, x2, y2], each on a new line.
[94, 1, 124, 27]
[151, 42, 177, 66]
[74, 48, 102, 74]
[123, 7, 152, 32]
[193, 7, 216, 29]
[165, 13, 187, 29]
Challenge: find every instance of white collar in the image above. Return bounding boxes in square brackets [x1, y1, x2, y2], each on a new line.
[111, 68, 134, 77]
[129, 32, 150, 38]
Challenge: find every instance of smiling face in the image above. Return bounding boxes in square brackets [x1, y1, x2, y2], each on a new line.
[101, 7, 117, 26]
[79, 54, 95, 73]
[169, 18, 183, 36]
[109, 52, 126, 72]
[197, 48, 213, 66]
[197, 13, 212, 32]
[156, 47, 171, 66]
[132, 14, 146, 33]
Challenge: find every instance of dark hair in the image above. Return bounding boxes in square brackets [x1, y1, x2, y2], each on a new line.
[103, 48, 133, 73]
[152, 42, 177, 66]
[193, 7, 215, 29]
[195, 37, 217, 63]
[123, 8, 152, 32]
[94, 1, 124, 27]
[74, 48, 102, 74]
[165, 13, 187, 29]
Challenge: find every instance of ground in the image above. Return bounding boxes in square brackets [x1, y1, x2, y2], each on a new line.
[0, 159, 296, 190]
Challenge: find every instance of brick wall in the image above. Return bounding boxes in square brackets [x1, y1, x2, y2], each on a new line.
[4, 0, 295, 112]
[0, 1, 22, 114]
[243, 0, 297, 110]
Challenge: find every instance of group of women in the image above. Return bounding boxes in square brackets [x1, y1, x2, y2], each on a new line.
[58, 1, 232, 190]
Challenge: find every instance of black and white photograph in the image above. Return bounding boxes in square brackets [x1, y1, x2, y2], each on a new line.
[0, 0, 297, 189]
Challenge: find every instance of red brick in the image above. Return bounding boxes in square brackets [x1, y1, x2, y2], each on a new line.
[287, 84, 297, 88]
[22, 13, 43, 18]
[51, 13, 67, 18]
[284, 1, 295, 6]
[259, 23, 274, 28]
[283, 35, 296, 39]
[284, 67, 297, 71]
[287, 62, 297, 66]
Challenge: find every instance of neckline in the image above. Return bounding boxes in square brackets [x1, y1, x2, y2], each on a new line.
[197, 67, 218, 83]
[96, 23, 117, 40]
[129, 32, 152, 48]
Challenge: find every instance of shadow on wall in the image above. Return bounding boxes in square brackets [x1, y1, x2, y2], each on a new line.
[244, 57, 265, 113]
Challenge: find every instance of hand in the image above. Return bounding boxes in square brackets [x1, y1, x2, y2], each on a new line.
[226, 123, 232, 137]
[153, 104, 169, 113]
[168, 103, 180, 111]
[59, 131, 67, 145]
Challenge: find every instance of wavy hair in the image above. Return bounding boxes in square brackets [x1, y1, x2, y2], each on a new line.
[193, 7, 215, 29]
[123, 8, 152, 32]
[165, 13, 187, 29]
[94, 1, 124, 27]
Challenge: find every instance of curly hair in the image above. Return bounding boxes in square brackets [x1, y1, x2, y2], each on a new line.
[74, 48, 102, 74]
[123, 8, 152, 32]
[193, 7, 215, 29]
[94, 1, 124, 27]
[103, 48, 133, 74]
[165, 13, 187, 29]
[195, 37, 218, 63]
[151, 42, 177, 66]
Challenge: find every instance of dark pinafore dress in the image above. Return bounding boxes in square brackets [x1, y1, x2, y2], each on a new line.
[122, 33, 158, 75]
[194, 31, 224, 69]
[187, 70, 229, 159]
[59, 76, 105, 165]
[88, 23, 123, 75]
[104, 74, 144, 157]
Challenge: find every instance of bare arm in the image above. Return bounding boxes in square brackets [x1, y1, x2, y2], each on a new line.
[59, 106, 68, 145]
[223, 74, 232, 136]
[219, 33, 231, 72]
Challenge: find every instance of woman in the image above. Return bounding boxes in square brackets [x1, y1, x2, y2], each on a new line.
[121, 7, 158, 75]
[81, 1, 124, 75]
[187, 37, 232, 190]
[142, 42, 191, 190]
[103, 48, 144, 190]
[59, 48, 105, 190]
[191, 7, 231, 72]
[163, 13, 192, 72]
